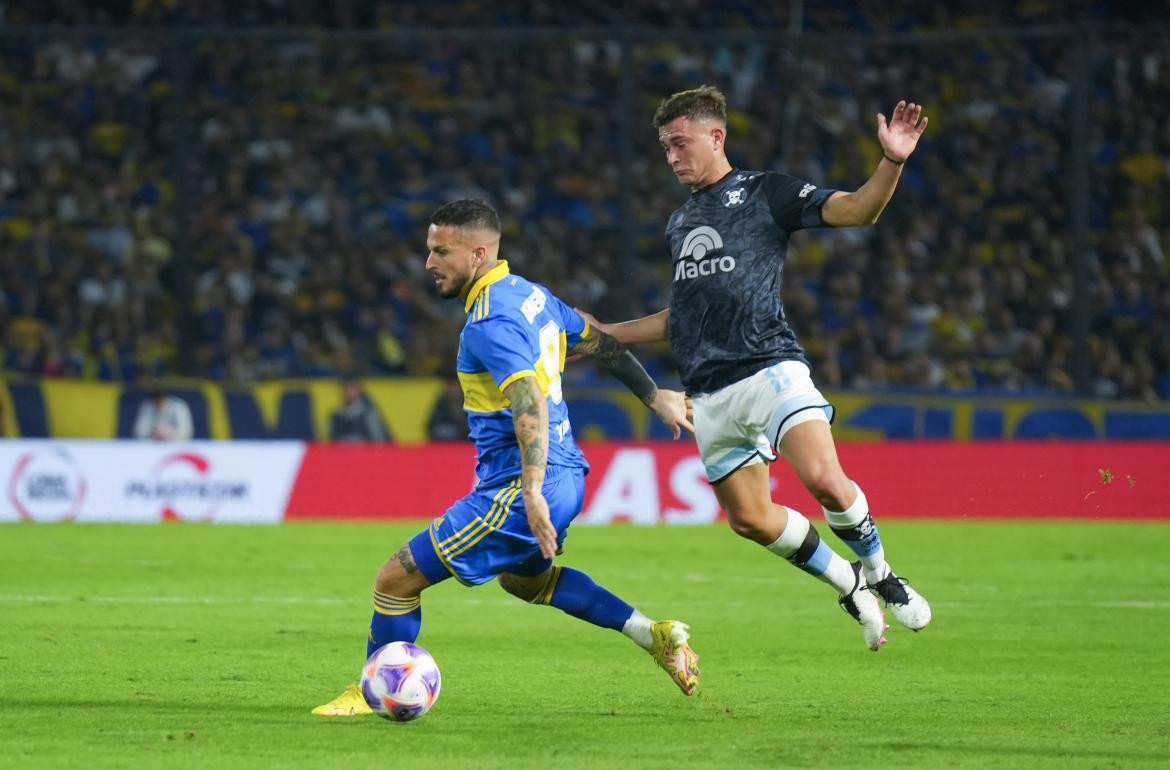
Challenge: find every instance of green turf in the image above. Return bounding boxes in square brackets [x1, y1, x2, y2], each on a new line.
[1, 521, 1168, 769]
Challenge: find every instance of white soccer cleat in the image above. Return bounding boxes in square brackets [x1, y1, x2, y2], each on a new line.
[867, 569, 932, 631]
[839, 562, 888, 651]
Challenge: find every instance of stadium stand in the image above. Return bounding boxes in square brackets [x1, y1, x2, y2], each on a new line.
[0, 4, 1166, 400]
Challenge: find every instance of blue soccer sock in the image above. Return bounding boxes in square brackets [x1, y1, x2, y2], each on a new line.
[765, 507, 857, 595]
[529, 566, 636, 633]
[824, 483, 890, 585]
[366, 591, 422, 658]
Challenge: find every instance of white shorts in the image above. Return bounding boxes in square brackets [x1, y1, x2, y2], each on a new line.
[692, 360, 834, 483]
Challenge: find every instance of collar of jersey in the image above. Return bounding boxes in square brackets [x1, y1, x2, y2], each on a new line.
[464, 260, 511, 314]
[691, 167, 739, 197]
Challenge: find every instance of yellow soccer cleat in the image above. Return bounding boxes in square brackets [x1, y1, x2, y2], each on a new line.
[311, 683, 374, 717]
[649, 620, 700, 696]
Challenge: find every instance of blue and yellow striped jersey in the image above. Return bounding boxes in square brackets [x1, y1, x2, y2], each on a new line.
[457, 261, 590, 488]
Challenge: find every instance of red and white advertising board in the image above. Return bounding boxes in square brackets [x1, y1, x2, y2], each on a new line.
[283, 441, 1170, 521]
[583, 441, 1170, 522]
[1, 440, 1167, 523]
[0, 441, 304, 523]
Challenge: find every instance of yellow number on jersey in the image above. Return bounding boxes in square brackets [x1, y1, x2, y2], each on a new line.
[538, 321, 564, 405]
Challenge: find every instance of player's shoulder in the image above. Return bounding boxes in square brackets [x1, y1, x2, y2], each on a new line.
[465, 271, 521, 324]
[756, 169, 820, 200]
[468, 271, 564, 329]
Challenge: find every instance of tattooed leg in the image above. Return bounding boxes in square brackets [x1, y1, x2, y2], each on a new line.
[367, 542, 432, 656]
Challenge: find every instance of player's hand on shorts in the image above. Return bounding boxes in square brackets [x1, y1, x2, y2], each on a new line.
[649, 389, 695, 439]
[524, 490, 558, 559]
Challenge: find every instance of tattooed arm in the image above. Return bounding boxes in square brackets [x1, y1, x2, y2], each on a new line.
[571, 326, 658, 405]
[569, 327, 694, 439]
[504, 375, 557, 558]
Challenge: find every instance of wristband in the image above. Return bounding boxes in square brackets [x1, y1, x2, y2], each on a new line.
[883, 152, 905, 165]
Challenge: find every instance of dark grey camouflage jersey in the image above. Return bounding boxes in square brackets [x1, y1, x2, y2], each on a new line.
[665, 168, 836, 395]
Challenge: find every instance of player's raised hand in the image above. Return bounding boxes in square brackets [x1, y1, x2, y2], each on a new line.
[877, 101, 928, 163]
[524, 489, 558, 559]
[649, 389, 695, 439]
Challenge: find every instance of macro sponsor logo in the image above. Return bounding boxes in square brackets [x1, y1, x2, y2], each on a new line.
[6, 447, 87, 521]
[673, 226, 736, 282]
[124, 452, 249, 521]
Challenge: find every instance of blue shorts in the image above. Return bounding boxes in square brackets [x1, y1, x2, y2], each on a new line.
[408, 466, 586, 586]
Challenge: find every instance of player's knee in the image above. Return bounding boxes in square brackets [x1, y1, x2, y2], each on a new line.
[498, 572, 541, 602]
[799, 464, 850, 507]
[374, 561, 408, 595]
[727, 508, 775, 544]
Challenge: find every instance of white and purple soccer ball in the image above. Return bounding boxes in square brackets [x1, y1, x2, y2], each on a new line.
[360, 642, 441, 722]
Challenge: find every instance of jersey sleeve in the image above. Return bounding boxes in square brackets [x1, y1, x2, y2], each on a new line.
[762, 171, 837, 231]
[548, 293, 589, 347]
[462, 316, 538, 391]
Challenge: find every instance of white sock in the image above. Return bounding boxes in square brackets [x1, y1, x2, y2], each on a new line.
[765, 507, 857, 596]
[764, 506, 809, 557]
[823, 483, 890, 585]
[621, 610, 653, 650]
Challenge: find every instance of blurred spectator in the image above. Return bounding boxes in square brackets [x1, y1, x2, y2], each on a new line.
[427, 379, 469, 441]
[133, 388, 194, 441]
[0, 10, 1166, 400]
[329, 376, 390, 442]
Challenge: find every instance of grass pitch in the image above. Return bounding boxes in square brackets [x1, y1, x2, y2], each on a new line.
[2, 521, 1168, 769]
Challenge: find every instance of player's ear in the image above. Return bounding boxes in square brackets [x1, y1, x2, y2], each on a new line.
[710, 124, 725, 152]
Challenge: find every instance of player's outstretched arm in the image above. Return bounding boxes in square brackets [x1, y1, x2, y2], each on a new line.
[822, 100, 928, 227]
[576, 308, 669, 344]
[504, 375, 557, 559]
[569, 327, 694, 439]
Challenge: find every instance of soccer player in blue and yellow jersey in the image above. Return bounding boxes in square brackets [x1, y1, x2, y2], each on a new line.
[313, 199, 699, 716]
[584, 86, 932, 652]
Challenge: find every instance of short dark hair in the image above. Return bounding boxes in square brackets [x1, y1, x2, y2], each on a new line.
[653, 85, 728, 128]
[430, 198, 501, 234]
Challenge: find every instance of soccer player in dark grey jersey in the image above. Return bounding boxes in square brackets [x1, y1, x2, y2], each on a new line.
[586, 86, 931, 651]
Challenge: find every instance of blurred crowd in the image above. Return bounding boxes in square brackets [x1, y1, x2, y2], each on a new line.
[0, 5, 1167, 401]
[2, 0, 1162, 31]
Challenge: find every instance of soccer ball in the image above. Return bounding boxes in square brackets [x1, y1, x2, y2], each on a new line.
[360, 641, 441, 721]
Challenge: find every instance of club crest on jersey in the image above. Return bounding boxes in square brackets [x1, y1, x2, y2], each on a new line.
[673, 226, 737, 282]
[722, 187, 747, 207]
